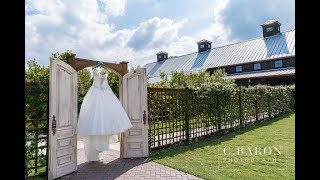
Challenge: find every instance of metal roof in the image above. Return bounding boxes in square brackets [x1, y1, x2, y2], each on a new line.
[143, 29, 295, 83]
[227, 67, 295, 80]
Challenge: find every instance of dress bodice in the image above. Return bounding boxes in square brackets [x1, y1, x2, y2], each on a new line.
[92, 71, 110, 89]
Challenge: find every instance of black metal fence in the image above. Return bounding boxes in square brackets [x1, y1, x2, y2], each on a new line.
[25, 83, 49, 179]
[147, 86, 294, 153]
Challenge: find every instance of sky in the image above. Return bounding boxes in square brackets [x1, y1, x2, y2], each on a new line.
[25, 0, 295, 69]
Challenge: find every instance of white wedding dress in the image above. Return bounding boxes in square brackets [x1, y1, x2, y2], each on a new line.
[76, 69, 132, 161]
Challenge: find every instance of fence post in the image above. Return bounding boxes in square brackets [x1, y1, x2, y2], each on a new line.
[238, 89, 243, 127]
[255, 99, 259, 121]
[184, 88, 190, 144]
[217, 98, 221, 131]
[35, 113, 39, 175]
[267, 94, 271, 120]
[254, 90, 259, 122]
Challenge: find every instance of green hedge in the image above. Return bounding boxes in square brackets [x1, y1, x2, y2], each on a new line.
[148, 84, 295, 151]
[148, 84, 295, 129]
[194, 84, 294, 123]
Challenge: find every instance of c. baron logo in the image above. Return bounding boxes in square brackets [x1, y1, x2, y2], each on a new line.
[223, 146, 282, 156]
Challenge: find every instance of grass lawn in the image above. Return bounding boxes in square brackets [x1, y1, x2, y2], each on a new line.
[150, 113, 295, 180]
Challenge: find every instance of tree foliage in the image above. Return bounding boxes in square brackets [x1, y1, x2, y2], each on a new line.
[77, 68, 92, 113]
[51, 50, 73, 63]
[25, 59, 49, 118]
[107, 71, 119, 98]
[147, 70, 295, 126]
[149, 69, 236, 89]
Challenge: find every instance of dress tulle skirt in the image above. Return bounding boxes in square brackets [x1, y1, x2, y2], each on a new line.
[76, 81, 132, 161]
[79, 135, 119, 161]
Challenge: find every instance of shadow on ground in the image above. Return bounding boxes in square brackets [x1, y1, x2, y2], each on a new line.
[59, 149, 150, 179]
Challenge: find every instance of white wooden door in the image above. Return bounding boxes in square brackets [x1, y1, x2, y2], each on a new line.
[48, 58, 78, 179]
[121, 68, 149, 158]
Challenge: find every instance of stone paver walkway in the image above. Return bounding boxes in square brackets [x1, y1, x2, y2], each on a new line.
[58, 142, 201, 180]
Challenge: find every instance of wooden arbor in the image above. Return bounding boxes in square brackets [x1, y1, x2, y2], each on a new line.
[67, 53, 128, 76]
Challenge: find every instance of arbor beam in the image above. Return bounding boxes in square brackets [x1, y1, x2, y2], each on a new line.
[67, 53, 128, 76]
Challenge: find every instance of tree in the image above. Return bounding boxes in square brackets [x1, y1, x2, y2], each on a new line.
[25, 59, 50, 119]
[149, 69, 236, 89]
[107, 71, 119, 98]
[25, 58, 49, 84]
[51, 50, 73, 63]
[77, 68, 92, 113]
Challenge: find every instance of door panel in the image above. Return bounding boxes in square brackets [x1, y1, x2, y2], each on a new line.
[121, 68, 149, 158]
[48, 58, 77, 179]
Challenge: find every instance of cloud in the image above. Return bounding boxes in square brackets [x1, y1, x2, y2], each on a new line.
[197, 0, 236, 47]
[25, 0, 191, 69]
[24, 0, 236, 69]
[25, 0, 294, 70]
[220, 0, 295, 40]
[25, 0, 118, 65]
[98, 0, 126, 17]
[127, 17, 187, 50]
[127, 18, 159, 50]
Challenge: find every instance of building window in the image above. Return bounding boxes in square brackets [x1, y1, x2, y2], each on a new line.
[274, 60, 283, 68]
[266, 27, 273, 32]
[159, 55, 161, 58]
[236, 65, 242, 72]
[164, 55, 166, 58]
[208, 44, 211, 48]
[200, 44, 204, 48]
[221, 68, 226, 73]
[254, 63, 261, 70]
